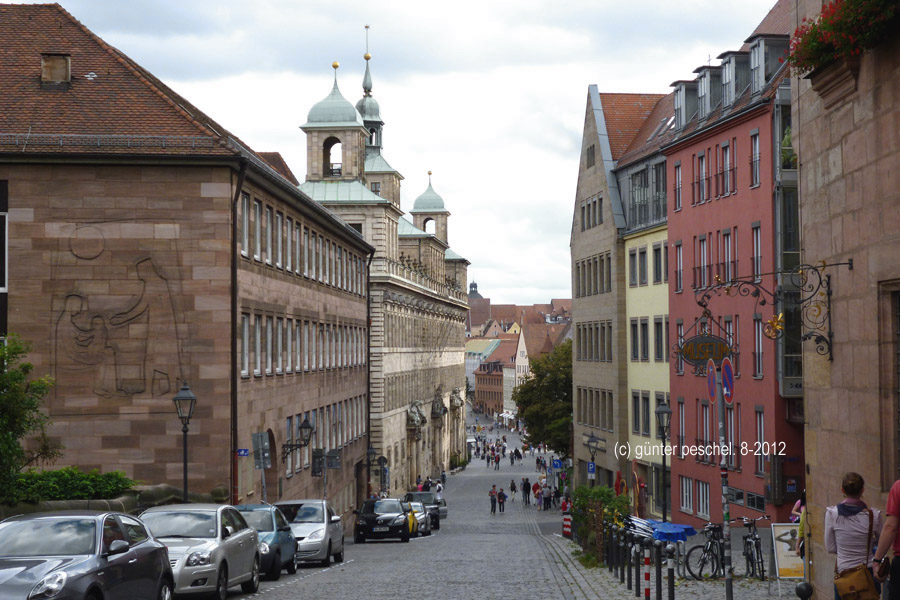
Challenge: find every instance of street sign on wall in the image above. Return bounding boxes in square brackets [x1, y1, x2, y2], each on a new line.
[587, 462, 596, 480]
[721, 357, 735, 405]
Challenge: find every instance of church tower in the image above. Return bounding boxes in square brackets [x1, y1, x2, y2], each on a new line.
[355, 48, 403, 207]
[300, 63, 369, 182]
[410, 171, 450, 245]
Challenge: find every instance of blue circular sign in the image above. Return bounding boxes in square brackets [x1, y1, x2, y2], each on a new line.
[707, 359, 717, 402]
[721, 357, 735, 405]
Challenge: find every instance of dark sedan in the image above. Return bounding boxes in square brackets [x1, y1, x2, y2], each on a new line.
[353, 499, 411, 544]
[403, 492, 441, 529]
[0, 510, 174, 600]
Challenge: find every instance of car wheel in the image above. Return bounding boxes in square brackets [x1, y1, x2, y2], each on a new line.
[287, 553, 298, 574]
[267, 552, 281, 580]
[320, 542, 331, 567]
[433, 516, 440, 530]
[211, 565, 228, 600]
[157, 579, 173, 600]
[334, 540, 344, 563]
[425, 526, 432, 536]
[401, 530, 410, 543]
[240, 556, 260, 593]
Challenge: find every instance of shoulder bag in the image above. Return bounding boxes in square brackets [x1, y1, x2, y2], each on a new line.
[834, 508, 879, 600]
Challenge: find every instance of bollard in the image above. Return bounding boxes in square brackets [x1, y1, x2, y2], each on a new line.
[635, 537, 641, 598]
[619, 528, 626, 583]
[795, 582, 813, 599]
[654, 539, 663, 600]
[643, 538, 651, 600]
[612, 526, 620, 579]
[626, 533, 633, 590]
[666, 544, 676, 600]
[606, 521, 613, 572]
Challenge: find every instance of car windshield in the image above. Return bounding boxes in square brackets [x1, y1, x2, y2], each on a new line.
[239, 510, 274, 532]
[279, 503, 323, 524]
[363, 500, 402, 514]
[0, 518, 96, 556]
[410, 502, 425, 514]
[141, 511, 217, 538]
[408, 492, 435, 504]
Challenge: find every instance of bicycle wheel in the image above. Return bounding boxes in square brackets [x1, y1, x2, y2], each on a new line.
[754, 540, 766, 581]
[743, 542, 756, 578]
[686, 545, 719, 580]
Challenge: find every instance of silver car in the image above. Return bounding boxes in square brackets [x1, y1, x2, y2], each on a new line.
[274, 500, 344, 566]
[140, 504, 260, 600]
[408, 501, 432, 536]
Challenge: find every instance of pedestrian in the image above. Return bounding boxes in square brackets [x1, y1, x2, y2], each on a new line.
[417, 480, 424, 492]
[423, 478, 432, 492]
[874, 476, 900, 593]
[441, 470, 447, 485]
[435, 481, 444, 501]
[494, 453, 500, 470]
[523, 478, 531, 505]
[489, 484, 498, 514]
[416, 474, 422, 487]
[543, 483, 552, 511]
[498, 488, 507, 513]
[510, 452, 515, 466]
[826, 472, 882, 598]
[510, 479, 517, 502]
[535, 486, 543, 511]
[535, 456, 541, 472]
[554, 486, 561, 509]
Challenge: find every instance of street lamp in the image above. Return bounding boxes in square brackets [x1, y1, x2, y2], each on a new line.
[173, 383, 197, 503]
[585, 433, 600, 488]
[281, 416, 314, 462]
[655, 401, 672, 522]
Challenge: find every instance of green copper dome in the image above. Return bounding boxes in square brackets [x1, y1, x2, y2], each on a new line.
[410, 175, 448, 213]
[355, 59, 382, 122]
[302, 72, 364, 129]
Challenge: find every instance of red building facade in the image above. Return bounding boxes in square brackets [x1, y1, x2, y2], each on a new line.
[665, 0, 804, 527]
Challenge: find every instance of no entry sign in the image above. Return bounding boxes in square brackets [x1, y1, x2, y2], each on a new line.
[721, 357, 735, 405]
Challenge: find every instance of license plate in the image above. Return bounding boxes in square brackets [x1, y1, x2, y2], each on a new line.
[373, 527, 389, 532]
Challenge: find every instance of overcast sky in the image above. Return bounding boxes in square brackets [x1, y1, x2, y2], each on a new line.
[41, 0, 778, 304]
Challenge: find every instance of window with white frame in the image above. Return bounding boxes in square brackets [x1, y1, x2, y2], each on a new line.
[676, 323, 684, 374]
[241, 194, 250, 257]
[253, 200, 262, 261]
[722, 57, 734, 107]
[698, 72, 709, 118]
[723, 230, 733, 281]
[680, 476, 693, 512]
[697, 481, 710, 517]
[698, 154, 707, 203]
[675, 244, 683, 292]
[241, 314, 249, 376]
[755, 409, 765, 474]
[674, 85, 685, 129]
[750, 43, 762, 94]
[286, 217, 293, 272]
[304, 228, 310, 277]
[750, 133, 761, 186]
[265, 316, 273, 375]
[254, 315, 262, 376]
[286, 319, 293, 372]
[265, 207, 273, 265]
[275, 212, 283, 268]
[699, 237, 708, 288]
[303, 321, 310, 371]
[752, 225, 761, 280]
[285, 416, 293, 474]
[295, 222, 302, 275]
[678, 401, 685, 457]
[674, 164, 682, 211]
[754, 316, 764, 377]
[722, 145, 731, 195]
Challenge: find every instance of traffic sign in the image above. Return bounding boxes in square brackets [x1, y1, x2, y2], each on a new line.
[553, 459, 563, 469]
[237, 448, 250, 457]
[721, 357, 735, 405]
[587, 461, 596, 480]
[707, 358, 717, 402]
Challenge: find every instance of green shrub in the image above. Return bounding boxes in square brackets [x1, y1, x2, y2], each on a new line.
[11, 467, 136, 505]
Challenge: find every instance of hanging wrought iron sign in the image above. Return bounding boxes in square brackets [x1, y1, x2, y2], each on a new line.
[678, 334, 732, 368]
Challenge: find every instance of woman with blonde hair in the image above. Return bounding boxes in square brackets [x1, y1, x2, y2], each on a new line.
[825, 472, 882, 600]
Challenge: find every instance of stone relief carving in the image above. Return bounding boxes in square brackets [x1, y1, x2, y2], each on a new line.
[53, 224, 184, 399]
[450, 386, 464, 409]
[407, 399, 427, 428]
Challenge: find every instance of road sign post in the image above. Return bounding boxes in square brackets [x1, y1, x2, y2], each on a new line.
[721, 357, 735, 405]
[588, 461, 596, 480]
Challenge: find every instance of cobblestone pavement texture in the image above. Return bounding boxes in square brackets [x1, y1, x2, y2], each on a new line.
[246, 414, 793, 600]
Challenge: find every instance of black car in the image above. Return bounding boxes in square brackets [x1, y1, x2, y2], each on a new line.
[403, 492, 441, 529]
[353, 499, 411, 544]
[0, 510, 174, 600]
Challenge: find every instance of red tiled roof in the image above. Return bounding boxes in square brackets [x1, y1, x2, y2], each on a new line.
[742, 0, 792, 48]
[490, 304, 518, 325]
[467, 297, 492, 330]
[617, 92, 676, 166]
[522, 323, 568, 358]
[484, 339, 518, 368]
[597, 93, 666, 160]
[0, 4, 236, 156]
[259, 152, 300, 185]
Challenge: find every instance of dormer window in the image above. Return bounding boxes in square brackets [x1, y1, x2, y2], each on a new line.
[41, 53, 70, 87]
[674, 86, 685, 129]
[672, 81, 698, 130]
[750, 43, 763, 94]
[697, 75, 709, 119]
[722, 58, 734, 107]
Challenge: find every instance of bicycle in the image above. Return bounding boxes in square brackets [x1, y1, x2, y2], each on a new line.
[686, 522, 724, 579]
[733, 515, 770, 580]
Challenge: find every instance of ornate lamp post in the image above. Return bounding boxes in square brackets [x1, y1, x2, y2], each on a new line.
[586, 433, 600, 488]
[655, 401, 672, 522]
[173, 383, 197, 503]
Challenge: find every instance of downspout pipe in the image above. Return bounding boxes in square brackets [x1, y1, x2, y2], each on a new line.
[365, 251, 374, 497]
[230, 158, 249, 505]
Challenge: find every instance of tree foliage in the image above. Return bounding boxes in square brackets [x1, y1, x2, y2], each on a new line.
[0, 335, 60, 502]
[513, 339, 572, 457]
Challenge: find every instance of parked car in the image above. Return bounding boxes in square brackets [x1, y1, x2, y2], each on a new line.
[438, 497, 449, 520]
[408, 501, 432, 537]
[235, 504, 297, 580]
[274, 499, 344, 566]
[140, 503, 259, 600]
[0, 510, 174, 600]
[353, 498, 411, 544]
[403, 491, 441, 529]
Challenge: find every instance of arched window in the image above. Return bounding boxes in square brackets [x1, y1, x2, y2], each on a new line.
[424, 218, 436, 235]
[323, 136, 342, 177]
[369, 128, 379, 146]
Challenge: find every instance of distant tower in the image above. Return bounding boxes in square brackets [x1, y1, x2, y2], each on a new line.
[468, 282, 483, 299]
[411, 171, 450, 244]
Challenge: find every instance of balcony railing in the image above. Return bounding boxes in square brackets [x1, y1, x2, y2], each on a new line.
[626, 192, 667, 231]
[714, 167, 737, 196]
[373, 257, 467, 303]
[329, 163, 342, 177]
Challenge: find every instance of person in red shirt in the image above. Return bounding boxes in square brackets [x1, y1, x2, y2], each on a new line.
[874, 479, 900, 594]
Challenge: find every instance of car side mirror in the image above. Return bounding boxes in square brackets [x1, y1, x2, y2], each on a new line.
[106, 539, 129, 556]
[330, 516, 342, 523]
[278, 525, 292, 533]
[223, 525, 235, 539]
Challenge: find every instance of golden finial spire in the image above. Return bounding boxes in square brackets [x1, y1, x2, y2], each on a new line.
[365, 24, 371, 60]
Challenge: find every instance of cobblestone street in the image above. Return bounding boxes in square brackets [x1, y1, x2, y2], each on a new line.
[248, 420, 794, 600]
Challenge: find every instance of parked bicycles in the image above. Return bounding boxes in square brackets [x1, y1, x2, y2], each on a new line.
[733, 515, 770, 580]
[686, 522, 724, 579]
